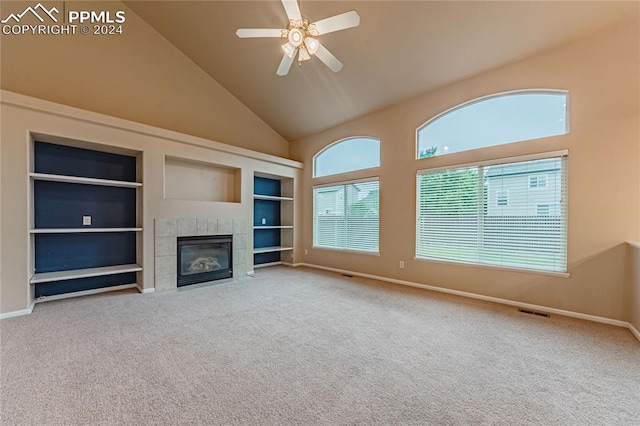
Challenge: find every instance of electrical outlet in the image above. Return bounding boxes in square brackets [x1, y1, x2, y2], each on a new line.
[82, 216, 91, 226]
[399, 261, 405, 269]
[261, 218, 266, 225]
[305, 249, 308, 255]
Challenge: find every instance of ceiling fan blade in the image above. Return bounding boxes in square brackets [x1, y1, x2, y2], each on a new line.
[312, 11, 360, 35]
[315, 43, 343, 72]
[276, 51, 296, 76]
[236, 28, 283, 38]
[281, 0, 302, 22]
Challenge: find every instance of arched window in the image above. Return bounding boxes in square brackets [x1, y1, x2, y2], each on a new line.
[313, 137, 380, 253]
[416, 90, 568, 159]
[314, 137, 380, 178]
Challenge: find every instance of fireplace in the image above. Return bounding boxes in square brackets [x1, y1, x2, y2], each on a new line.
[177, 235, 232, 287]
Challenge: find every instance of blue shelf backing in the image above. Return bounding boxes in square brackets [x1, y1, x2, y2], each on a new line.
[34, 181, 136, 229]
[254, 228, 281, 249]
[35, 233, 137, 273]
[35, 141, 137, 182]
[253, 199, 281, 227]
[254, 176, 281, 197]
[254, 252, 282, 265]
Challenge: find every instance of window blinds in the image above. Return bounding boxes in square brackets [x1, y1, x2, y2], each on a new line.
[416, 155, 567, 272]
[313, 179, 379, 253]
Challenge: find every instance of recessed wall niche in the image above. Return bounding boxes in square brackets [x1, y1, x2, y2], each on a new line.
[164, 156, 241, 203]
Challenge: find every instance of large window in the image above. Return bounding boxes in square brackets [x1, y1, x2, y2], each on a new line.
[417, 91, 568, 158]
[314, 137, 380, 177]
[416, 152, 567, 273]
[313, 179, 379, 253]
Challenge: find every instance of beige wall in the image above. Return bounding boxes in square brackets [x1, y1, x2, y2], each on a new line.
[0, 92, 302, 315]
[627, 244, 640, 332]
[290, 23, 640, 321]
[0, 1, 289, 157]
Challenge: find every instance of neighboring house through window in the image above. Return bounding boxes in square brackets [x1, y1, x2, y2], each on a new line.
[529, 175, 548, 188]
[537, 204, 551, 216]
[496, 190, 509, 206]
[417, 154, 567, 272]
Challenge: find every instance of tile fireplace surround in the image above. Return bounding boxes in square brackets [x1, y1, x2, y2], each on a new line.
[154, 218, 248, 291]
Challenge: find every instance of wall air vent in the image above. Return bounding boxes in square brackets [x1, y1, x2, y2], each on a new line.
[518, 308, 551, 318]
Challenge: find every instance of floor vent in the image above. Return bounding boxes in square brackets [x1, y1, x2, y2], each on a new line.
[518, 308, 550, 318]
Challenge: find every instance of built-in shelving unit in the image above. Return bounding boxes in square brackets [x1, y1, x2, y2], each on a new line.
[253, 175, 294, 267]
[30, 141, 143, 299]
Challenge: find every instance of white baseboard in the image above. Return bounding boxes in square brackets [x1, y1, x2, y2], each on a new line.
[0, 301, 36, 319]
[247, 270, 255, 276]
[300, 263, 631, 329]
[282, 262, 303, 267]
[137, 285, 155, 294]
[629, 323, 640, 342]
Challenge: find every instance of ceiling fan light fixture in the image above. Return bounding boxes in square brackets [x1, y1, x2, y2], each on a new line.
[298, 46, 311, 62]
[282, 42, 296, 58]
[288, 28, 304, 47]
[304, 37, 319, 55]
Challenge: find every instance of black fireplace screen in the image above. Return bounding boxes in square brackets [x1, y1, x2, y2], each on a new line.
[177, 235, 232, 286]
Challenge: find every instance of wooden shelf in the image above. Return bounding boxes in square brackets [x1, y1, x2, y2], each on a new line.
[30, 228, 142, 234]
[31, 264, 142, 284]
[253, 194, 293, 201]
[253, 226, 293, 230]
[30, 173, 142, 188]
[253, 246, 293, 254]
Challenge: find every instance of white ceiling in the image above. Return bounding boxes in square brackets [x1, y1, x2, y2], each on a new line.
[126, 1, 639, 141]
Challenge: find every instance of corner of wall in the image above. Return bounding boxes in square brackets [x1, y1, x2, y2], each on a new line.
[625, 242, 640, 332]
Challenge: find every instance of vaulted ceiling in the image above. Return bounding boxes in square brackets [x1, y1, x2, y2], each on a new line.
[126, 1, 638, 141]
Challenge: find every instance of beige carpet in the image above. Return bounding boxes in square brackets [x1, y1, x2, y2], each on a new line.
[1, 266, 639, 425]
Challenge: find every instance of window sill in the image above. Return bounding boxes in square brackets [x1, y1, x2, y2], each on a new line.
[413, 256, 570, 278]
[312, 246, 380, 256]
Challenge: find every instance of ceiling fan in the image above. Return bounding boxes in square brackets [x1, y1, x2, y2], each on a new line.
[236, 0, 360, 76]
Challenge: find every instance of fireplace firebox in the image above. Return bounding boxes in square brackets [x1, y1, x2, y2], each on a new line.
[177, 235, 232, 287]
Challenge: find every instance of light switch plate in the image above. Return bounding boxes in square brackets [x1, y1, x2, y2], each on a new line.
[261, 218, 266, 225]
[83, 216, 91, 226]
